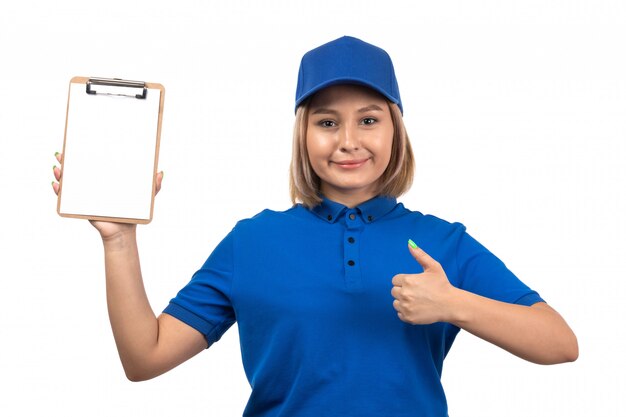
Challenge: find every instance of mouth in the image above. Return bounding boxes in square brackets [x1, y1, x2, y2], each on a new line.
[332, 158, 370, 169]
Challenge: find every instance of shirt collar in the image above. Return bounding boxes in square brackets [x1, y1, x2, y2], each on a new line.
[311, 195, 398, 224]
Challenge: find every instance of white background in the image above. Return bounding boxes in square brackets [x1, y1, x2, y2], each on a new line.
[1, 1, 624, 416]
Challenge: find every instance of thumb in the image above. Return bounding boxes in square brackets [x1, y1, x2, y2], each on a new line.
[408, 239, 439, 271]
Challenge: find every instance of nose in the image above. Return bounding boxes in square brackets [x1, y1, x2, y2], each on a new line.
[338, 124, 360, 152]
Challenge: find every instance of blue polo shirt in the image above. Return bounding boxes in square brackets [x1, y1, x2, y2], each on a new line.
[164, 196, 543, 417]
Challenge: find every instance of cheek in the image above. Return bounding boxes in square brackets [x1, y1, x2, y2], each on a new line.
[306, 132, 334, 161]
[306, 137, 324, 175]
[372, 131, 394, 166]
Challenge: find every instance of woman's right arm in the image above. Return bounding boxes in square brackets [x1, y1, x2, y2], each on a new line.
[53, 153, 207, 381]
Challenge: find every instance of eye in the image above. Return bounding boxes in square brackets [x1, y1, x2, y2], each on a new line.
[361, 117, 377, 125]
[320, 120, 337, 128]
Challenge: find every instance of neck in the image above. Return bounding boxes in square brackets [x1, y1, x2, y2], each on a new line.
[321, 188, 377, 208]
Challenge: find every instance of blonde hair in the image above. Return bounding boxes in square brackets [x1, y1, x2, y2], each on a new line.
[289, 100, 414, 208]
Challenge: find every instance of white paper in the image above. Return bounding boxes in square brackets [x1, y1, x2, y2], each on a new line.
[59, 81, 161, 221]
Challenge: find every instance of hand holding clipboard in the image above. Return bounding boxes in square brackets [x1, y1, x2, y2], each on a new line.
[53, 152, 164, 238]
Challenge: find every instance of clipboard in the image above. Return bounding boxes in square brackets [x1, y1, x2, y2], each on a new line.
[57, 76, 165, 224]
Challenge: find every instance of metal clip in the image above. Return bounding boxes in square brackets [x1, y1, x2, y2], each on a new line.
[86, 78, 147, 99]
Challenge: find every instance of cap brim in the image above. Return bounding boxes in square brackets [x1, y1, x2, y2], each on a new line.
[295, 78, 401, 111]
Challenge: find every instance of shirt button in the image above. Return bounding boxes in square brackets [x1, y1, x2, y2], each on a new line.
[327, 214, 333, 221]
[347, 260, 355, 266]
[367, 215, 373, 222]
[349, 213, 356, 220]
[347, 237, 355, 244]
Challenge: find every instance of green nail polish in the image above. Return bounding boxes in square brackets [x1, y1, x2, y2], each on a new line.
[54, 152, 59, 156]
[408, 239, 418, 249]
[53, 165, 57, 170]
[51, 181, 55, 186]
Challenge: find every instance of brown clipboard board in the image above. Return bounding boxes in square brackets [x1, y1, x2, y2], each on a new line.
[57, 76, 165, 224]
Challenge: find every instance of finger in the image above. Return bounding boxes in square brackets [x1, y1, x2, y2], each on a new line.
[407, 239, 439, 271]
[392, 299, 401, 312]
[391, 286, 402, 299]
[55, 152, 63, 164]
[155, 171, 164, 194]
[53, 165, 61, 181]
[391, 274, 405, 287]
[52, 181, 59, 195]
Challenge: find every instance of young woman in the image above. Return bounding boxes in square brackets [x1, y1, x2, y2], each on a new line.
[52, 36, 577, 417]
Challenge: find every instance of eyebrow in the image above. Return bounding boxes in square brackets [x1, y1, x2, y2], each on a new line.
[311, 104, 385, 115]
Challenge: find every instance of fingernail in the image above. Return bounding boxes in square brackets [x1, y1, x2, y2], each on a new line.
[408, 239, 418, 249]
[51, 181, 55, 186]
[53, 165, 57, 170]
[54, 152, 59, 157]
[161, 171, 164, 178]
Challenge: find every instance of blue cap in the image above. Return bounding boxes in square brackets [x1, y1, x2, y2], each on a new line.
[295, 36, 402, 114]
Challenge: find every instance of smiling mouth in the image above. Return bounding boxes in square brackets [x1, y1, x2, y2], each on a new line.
[333, 158, 370, 169]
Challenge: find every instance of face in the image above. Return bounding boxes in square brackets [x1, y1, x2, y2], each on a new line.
[306, 84, 394, 206]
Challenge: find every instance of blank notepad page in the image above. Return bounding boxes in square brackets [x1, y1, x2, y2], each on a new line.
[59, 81, 161, 221]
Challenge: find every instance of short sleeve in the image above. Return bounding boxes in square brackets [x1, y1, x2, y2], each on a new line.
[163, 230, 236, 347]
[456, 231, 544, 306]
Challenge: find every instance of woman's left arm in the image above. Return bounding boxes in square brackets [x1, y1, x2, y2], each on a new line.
[391, 243, 578, 365]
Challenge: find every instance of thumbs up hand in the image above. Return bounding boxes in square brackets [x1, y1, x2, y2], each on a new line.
[391, 240, 458, 325]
